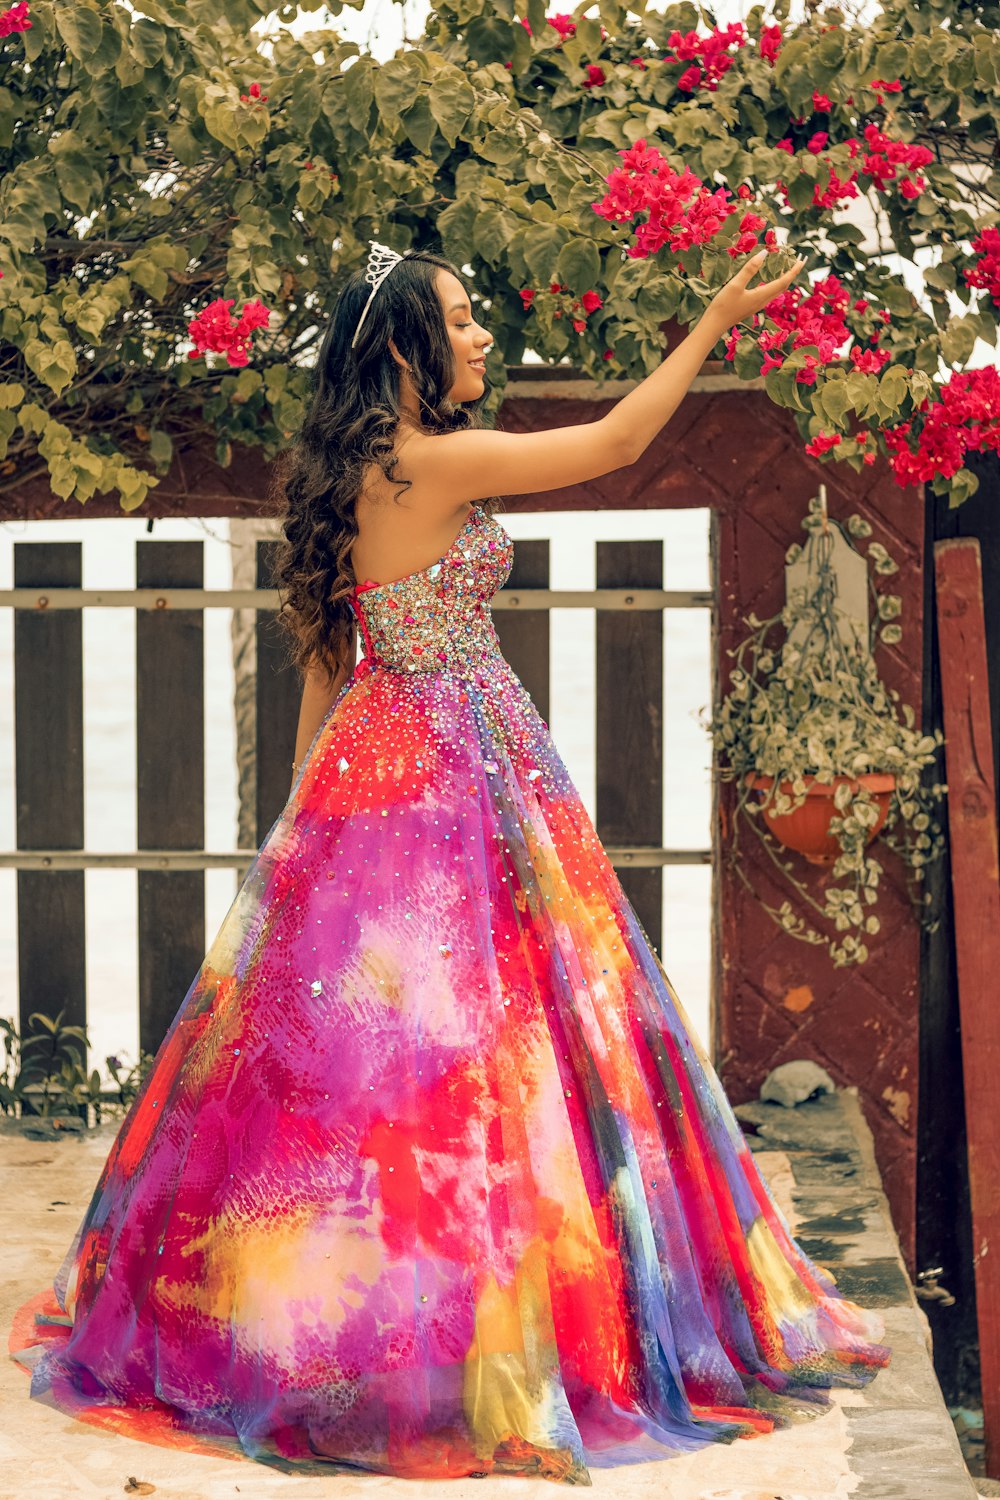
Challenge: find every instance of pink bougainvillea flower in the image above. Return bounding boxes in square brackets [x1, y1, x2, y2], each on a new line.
[759, 24, 782, 65]
[850, 345, 892, 373]
[188, 297, 271, 368]
[547, 13, 576, 40]
[592, 138, 741, 260]
[665, 21, 745, 92]
[805, 431, 842, 457]
[857, 121, 932, 196]
[0, 1, 31, 35]
[884, 366, 1000, 486]
[867, 76, 902, 104]
[964, 225, 1000, 310]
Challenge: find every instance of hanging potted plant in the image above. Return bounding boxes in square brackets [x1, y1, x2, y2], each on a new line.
[706, 494, 947, 969]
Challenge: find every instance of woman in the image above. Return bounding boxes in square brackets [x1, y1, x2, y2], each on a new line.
[12, 240, 890, 1485]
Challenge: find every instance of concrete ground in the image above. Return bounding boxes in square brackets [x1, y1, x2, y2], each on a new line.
[2, 1091, 982, 1500]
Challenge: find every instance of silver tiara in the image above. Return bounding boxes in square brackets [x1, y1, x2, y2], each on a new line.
[350, 240, 410, 351]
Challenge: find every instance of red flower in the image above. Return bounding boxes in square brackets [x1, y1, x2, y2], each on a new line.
[519, 288, 536, 307]
[0, 2, 31, 37]
[850, 345, 891, 373]
[759, 24, 782, 65]
[520, 16, 532, 34]
[602, 348, 614, 360]
[582, 64, 606, 88]
[964, 225, 1000, 310]
[572, 319, 587, 333]
[239, 81, 269, 103]
[665, 21, 746, 91]
[812, 91, 832, 112]
[591, 138, 740, 259]
[868, 76, 902, 104]
[810, 164, 860, 211]
[188, 297, 271, 369]
[884, 366, 1000, 486]
[581, 290, 603, 313]
[547, 13, 576, 40]
[805, 431, 842, 457]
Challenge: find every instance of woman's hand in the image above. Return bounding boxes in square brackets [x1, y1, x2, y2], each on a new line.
[703, 247, 807, 333]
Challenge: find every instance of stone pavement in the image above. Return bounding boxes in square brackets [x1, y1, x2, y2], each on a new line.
[1, 1089, 981, 1500]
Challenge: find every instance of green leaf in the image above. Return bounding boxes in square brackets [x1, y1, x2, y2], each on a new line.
[55, 8, 106, 61]
[940, 316, 979, 365]
[814, 377, 852, 427]
[874, 363, 910, 419]
[555, 238, 601, 292]
[428, 72, 475, 147]
[521, 223, 567, 286]
[148, 430, 173, 467]
[130, 19, 166, 68]
[23, 339, 77, 398]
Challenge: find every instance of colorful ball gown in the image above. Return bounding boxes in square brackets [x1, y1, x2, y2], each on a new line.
[11, 500, 890, 1484]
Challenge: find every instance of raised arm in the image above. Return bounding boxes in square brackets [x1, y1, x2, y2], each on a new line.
[408, 248, 806, 506]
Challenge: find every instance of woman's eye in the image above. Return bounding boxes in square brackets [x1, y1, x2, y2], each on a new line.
[456, 322, 472, 328]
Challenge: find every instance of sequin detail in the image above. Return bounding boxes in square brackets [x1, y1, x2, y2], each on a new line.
[351, 505, 551, 788]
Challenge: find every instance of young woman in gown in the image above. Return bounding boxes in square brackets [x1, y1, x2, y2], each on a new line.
[11, 241, 890, 1485]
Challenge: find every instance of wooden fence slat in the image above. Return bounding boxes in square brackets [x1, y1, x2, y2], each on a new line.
[254, 539, 300, 843]
[596, 537, 664, 951]
[136, 541, 205, 1054]
[934, 536, 1000, 1478]
[493, 532, 551, 724]
[13, 543, 86, 1046]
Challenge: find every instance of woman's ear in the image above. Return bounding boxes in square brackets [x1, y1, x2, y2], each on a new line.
[387, 337, 411, 373]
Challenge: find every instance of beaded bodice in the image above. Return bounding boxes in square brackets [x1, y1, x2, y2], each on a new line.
[350, 504, 512, 680]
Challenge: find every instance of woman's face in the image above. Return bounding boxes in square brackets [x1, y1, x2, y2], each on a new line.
[435, 268, 493, 402]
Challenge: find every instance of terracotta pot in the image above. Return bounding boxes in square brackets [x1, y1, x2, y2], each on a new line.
[744, 772, 897, 865]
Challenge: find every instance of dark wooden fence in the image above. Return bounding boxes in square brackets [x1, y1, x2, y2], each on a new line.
[2, 533, 711, 1058]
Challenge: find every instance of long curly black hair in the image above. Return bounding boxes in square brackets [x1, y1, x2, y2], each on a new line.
[267, 246, 500, 684]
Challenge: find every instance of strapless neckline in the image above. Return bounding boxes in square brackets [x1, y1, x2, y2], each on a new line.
[352, 507, 482, 596]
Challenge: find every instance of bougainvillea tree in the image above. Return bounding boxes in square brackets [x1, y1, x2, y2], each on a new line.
[0, 0, 997, 511]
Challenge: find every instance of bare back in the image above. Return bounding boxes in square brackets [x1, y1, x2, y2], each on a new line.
[350, 431, 476, 588]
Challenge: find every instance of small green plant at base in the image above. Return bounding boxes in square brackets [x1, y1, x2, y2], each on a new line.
[0, 1011, 154, 1124]
[705, 496, 946, 968]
